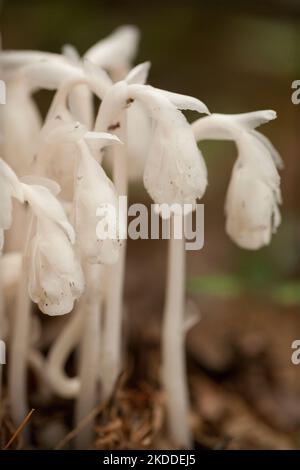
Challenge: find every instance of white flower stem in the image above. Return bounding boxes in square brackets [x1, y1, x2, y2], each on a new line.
[101, 119, 128, 400]
[47, 306, 84, 399]
[162, 215, 192, 449]
[8, 258, 31, 436]
[75, 264, 103, 449]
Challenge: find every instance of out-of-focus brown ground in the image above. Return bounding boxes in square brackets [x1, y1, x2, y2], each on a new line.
[2, 223, 300, 451]
[1, 297, 300, 450]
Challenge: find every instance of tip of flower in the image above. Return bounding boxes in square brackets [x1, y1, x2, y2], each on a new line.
[85, 131, 121, 142]
[201, 103, 211, 115]
[115, 24, 140, 40]
[264, 110, 277, 121]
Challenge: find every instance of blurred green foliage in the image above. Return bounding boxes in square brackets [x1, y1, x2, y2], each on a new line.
[188, 272, 300, 306]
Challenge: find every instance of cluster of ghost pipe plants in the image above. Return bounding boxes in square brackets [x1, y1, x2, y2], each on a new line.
[0, 25, 282, 449]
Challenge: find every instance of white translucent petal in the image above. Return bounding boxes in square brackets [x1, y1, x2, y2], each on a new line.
[95, 80, 128, 131]
[0, 158, 23, 201]
[125, 61, 151, 85]
[126, 101, 152, 180]
[74, 141, 123, 264]
[121, 84, 208, 206]
[84, 131, 121, 144]
[156, 87, 210, 114]
[192, 110, 276, 141]
[192, 114, 239, 141]
[0, 80, 41, 175]
[225, 166, 279, 249]
[236, 132, 281, 198]
[142, 107, 207, 207]
[84, 131, 121, 154]
[43, 120, 87, 144]
[251, 130, 283, 169]
[27, 227, 84, 316]
[192, 111, 282, 219]
[22, 184, 75, 243]
[35, 119, 79, 201]
[227, 110, 277, 130]
[37, 219, 80, 278]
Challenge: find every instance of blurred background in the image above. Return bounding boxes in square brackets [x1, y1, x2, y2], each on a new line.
[2, 0, 300, 449]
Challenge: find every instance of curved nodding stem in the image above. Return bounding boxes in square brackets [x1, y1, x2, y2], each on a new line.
[46, 306, 84, 399]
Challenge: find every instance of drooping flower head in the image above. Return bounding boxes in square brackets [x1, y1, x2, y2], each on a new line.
[22, 179, 85, 316]
[38, 119, 124, 264]
[72, 129, 124, 265]
[192, 110, 282, 249]
[95, 68, 209, 213]
[0, 157, 84, 315]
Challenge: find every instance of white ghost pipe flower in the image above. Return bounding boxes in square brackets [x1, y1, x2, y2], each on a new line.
[47, 120, 124, 369]
[95, 77, 209, 448]
[23, 183, 84, 316]
[72, 131, 123, 448]
[3, 160, 84, 430]
[73, 131, 123, 264]
[38, 118, 123, 261]
[123, 85, 208, 448]
[192, 110, 282, 249]
[96, 79, 209, 210]
[47, 124, 123, 447]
